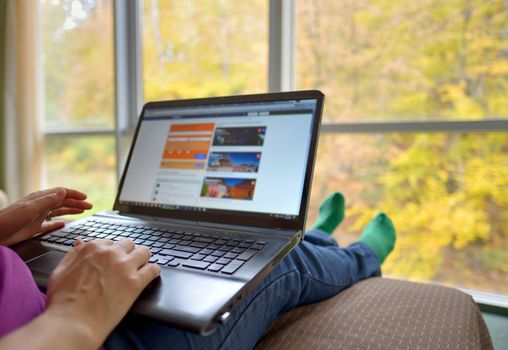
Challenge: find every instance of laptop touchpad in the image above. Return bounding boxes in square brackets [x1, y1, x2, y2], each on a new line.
[27, 250, 66, 274]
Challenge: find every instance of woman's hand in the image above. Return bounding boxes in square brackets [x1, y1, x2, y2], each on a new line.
[0, 187, 93, 246]
[0, 239, 161, 350]
[45, 239, 161, 348]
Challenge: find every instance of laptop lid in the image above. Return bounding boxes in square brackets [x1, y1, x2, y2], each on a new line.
[114, 90, 324, 231]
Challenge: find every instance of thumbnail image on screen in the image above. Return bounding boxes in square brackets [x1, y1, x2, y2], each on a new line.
[212, 126, 266, 146]
[200, 177, 256, 200]
[207, 152, 261, 173]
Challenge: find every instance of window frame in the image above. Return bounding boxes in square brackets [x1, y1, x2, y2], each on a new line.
[42, 0, 508, 309]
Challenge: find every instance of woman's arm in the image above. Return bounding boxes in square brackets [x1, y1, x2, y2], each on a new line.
[0, 309, 97, 350]
[0, 239, 160, 349]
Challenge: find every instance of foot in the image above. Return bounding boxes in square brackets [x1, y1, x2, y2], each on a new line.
[311, 192, 345, 235]
[359, 212, 396, 264]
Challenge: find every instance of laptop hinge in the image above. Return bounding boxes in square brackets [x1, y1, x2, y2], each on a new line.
[96, 211, 298, 238]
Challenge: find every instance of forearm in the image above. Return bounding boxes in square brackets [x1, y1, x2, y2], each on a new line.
[0, 311, 101, 350]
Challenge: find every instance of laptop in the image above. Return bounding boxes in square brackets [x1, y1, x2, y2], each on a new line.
[13, 90, 324, 335]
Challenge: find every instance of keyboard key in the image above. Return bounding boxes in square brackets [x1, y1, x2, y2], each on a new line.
[207, 264, 223, 272]
[167, 260, 180, 267]
[63, 239, 75, 246]
[52, 231, 69, 237]
[231, 247, 244, 253]
[203, 256, 218, 263]
[182, 260, 210, 270]
[194, 237, 215, 243]
[174, 245, 201, 253]
[250, 244, 264, 250]
[215, 257, 231, 265]
[211, 250, 225, 257]
[163, 243, 175, 249]
[190, 242, 207, 248]
[150, 247, 162, 254]
[237, 250, 257, 261]
[221, 260, 244, 275]
[160, 249, 192, 259]
[224, 252, 238, 259]
[200, 248, 213, 255]
[191, 254, 206, 261]
[153, 242, 164, 248]
[158, 256, 172, 265]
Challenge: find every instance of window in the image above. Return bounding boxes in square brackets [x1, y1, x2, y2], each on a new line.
[38, 0, 508, 300]
[41, 0, 116, 216]
[142, 0, 268, 101]
[296, 0, 508, 294]
[296, 0, 508, 122]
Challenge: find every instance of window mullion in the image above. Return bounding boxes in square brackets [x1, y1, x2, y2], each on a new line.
[268, 0, 295, 92]
[113, 0, 143, 180]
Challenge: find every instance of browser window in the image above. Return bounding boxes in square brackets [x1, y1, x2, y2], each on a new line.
[119, 100, 317, 217]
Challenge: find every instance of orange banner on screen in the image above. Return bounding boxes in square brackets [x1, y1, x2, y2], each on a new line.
[160, 123, 215, 169]
[170, 123, 215, 132]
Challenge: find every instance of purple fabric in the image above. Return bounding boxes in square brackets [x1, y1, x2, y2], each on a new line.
[0, 245, 46, 338]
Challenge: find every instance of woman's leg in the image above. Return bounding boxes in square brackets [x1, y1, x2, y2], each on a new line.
[105, 230, 380, 350]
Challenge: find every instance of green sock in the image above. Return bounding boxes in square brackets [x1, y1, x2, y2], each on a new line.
[311, 192, 345, 235]
[359, 212, 396, 264]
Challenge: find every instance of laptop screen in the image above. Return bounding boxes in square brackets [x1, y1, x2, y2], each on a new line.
[115, 91, 323, 229]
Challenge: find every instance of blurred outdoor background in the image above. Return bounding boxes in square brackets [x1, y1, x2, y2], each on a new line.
[41, 0, 508, 294]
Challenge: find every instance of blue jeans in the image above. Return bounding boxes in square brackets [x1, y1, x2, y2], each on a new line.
[105, 230, 381, 350]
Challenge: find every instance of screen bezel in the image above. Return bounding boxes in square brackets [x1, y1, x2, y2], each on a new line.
[113, 90, 324, 230]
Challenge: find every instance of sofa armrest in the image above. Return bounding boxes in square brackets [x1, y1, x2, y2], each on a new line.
[256, 277, 493, 350]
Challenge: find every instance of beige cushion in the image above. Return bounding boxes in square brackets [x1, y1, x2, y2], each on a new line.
[256, 277, 493, 350]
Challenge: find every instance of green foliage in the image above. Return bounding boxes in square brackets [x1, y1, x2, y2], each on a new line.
[45, 136, 116, 218]
[300, 0, 508, 292]
[142, 0, 267, 101]
[40, 0, 508, 293]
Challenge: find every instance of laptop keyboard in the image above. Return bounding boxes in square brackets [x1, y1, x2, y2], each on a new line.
[40, 218, 267, 275]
